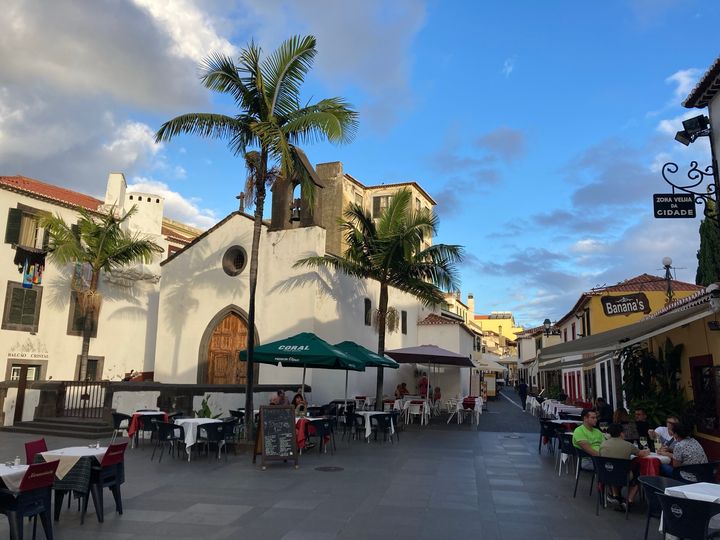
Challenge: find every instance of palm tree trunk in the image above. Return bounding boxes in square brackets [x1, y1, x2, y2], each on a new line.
[375, 282, 389, 410]
[78, 272, 100, 380]
[244, 151, 267, 441]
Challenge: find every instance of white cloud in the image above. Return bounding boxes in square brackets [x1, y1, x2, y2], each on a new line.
[132, 0, 237, 62]
[666, 68, 702, 100]
[502, 56, 516, 77]
[129, 177, 218, 229]
[570, 239, 606, 254]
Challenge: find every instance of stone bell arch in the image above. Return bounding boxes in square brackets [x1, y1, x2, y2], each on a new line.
[270, 147, 324, 230]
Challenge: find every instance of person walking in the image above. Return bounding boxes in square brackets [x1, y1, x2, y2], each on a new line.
[518, 379, 528, 411]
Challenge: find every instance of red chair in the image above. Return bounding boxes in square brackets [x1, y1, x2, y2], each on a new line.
[86, 442, 127, 523]
[24, 438, 48, 465]
[0, 460, 59, 540]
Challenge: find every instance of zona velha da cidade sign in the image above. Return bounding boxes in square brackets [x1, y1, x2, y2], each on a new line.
[652, 193, 696, 218]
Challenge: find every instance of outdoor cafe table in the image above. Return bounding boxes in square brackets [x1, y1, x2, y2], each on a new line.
[665, 482, 720, 502]
[542, 400, 583, 418]
[632, 452, 671, 476]
[127, 411, 168, 446]
[354, 411, 395, 440]
[173, 418, 223, 461]
[447, 397, 482, 425]
[0, 463, 28, 492]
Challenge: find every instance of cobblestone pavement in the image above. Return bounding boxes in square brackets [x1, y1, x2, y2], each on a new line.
[0, 402, 649, 540]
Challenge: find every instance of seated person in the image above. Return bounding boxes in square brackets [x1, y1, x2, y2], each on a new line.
[658, 422, 708, 477]
[600, 423, 650, 509]
[613, 407, 639, 441]
[633, 408, 650, 440]
[433, 386, 441, 403]
[595, 397, 613, 424]
[418, 373, 429, 398]
[291, 393, 306, 408]
[269, 390, 288, 406]
[572, 409, 604, 469]
[649, 415, 679, 450]
[557, 388, 568, 403]
[394, 384, 403, 399]
[399, 382, 410, 397]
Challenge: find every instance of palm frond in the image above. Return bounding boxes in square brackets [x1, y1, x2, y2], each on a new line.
[293, 255, 372, 281]
[155, 113, 243, 150]
[200, 53, 255, 109]
[262, 35, 317, 117]
[282, 97, 359, 145]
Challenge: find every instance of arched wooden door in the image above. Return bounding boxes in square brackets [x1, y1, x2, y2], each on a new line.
[207, 312, 248, 384]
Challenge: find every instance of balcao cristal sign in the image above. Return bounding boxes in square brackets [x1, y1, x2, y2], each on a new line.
[653, 194, 696, 218]
[601, 293, 651, 317]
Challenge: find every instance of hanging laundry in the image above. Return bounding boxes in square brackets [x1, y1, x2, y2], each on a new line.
[22, 260, 33, 288]
[13, 245, 46, 267]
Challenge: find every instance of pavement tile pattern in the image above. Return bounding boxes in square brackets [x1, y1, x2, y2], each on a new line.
[0, 388, 648, 539]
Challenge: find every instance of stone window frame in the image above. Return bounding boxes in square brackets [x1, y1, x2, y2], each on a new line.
[4, 358, 48, 381]
[2, 281, 43, 333]
[73, 355, 105, 381]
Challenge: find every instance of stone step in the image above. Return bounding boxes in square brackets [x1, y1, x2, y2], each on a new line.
[0, 417, 114, 439]
[0, 425, 114, 439]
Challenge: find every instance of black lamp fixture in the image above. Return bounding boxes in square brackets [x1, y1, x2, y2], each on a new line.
[674, 114, 711, 146]
[289, 198, 301, 223]
[543, 318, 552, 337]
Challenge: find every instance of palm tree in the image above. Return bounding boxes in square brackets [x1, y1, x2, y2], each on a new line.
[295, 188, 464, 408]
[155, 35, 358, 439]
[40, 206, 163, 380]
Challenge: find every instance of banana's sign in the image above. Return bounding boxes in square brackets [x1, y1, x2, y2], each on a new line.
[601, 293, 652, 317]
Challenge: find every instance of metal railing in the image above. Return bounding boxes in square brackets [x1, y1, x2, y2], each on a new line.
[60, 381, 109, 418]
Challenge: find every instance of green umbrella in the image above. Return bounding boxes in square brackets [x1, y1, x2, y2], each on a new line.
[239, 332, 365, 397]
[334, 341, 399, 407]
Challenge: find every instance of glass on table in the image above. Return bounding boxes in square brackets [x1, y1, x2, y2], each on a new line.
[599, 422, 609, 431]
[639, 436, 647, 449]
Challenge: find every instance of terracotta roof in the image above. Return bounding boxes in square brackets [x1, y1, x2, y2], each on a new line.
[0, 175, 103, 211]
[645, 285, 715, 319]
[418, 313, 460, 325]
[591, 273, 703, 294]
[684, 56, 720, 109]
[474, 315, 490, 320]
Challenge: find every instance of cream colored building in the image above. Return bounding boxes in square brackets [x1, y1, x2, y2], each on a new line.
[316, 162, 436, 257]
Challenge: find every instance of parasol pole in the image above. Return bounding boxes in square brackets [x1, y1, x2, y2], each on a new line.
[344, 370, 349, 406]
[302, 366, 307, 399]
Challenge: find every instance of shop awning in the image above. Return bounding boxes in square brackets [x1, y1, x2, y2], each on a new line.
[539, 302, 713, 362]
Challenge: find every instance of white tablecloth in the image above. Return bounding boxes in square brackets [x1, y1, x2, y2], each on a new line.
[0, 464, 28, 492]
[41, 446, 107, 479]
[447, 398, 482, 425]
[665, 482, 720, 502]
[355, 411, 395, 439]
[174, 418, 223, 459]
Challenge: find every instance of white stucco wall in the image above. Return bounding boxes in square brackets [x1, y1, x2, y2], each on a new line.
[2, 388, 16, 426]
[0, 187, 164, 383]
[111, 390, 161, 414]
[154, 217, 454, 402]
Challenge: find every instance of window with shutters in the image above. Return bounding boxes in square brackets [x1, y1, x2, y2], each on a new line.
[4, 205, 49, 250]
[66, 291, 99, 337]
[364, 298, 372, 326]
[372, 196, 392, 219]
[2, 281, 43, 332]
[401, 310, 408, 334]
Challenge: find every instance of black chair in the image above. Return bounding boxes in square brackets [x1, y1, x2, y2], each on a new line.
[306, 406, 323, 417]
[87, 442, 127, 524]
[369, 414, 396, 444]
[638, 476, 686, 540]
[673, 461, 719, 484]
[389, 410, 401, 439]
[573, 448, 595, 498]
[590, 456, 632, 519]
[0, 460, 58, 540]
[166, 411, 184, 421]
[135, 414, 164, 448]
[656, 493, 720, 539]
[538, 419, 559, 455]
[110, 413, 131, 444]
[340, 409, 355, 441]
[196, 423, 227, 461]
[151, 422, 185, 462]
[307, 418, 336, 454]
[351, 413, 366, 441]
[557, 432, 576, 475]
[222, 419, 239, 455]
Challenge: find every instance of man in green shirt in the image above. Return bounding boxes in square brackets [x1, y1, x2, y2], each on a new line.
[572, 409, 605, 473]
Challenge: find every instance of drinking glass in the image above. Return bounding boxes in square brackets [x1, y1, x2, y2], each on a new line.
[639, 437, 647, 450]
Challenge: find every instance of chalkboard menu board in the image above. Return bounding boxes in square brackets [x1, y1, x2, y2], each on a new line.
[253, 405, 299, 470]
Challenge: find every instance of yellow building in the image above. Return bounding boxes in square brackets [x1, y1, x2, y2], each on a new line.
[472, 312, 524, 342]
[315, 161, 435, 257]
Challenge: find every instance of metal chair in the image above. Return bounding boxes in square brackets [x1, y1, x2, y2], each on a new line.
[0, 460, 59, 540]
[573, 448, 595, 498]
[590, 456, 632, 519]
[196, 423, 227, 461]
[151, 422, 184, 462]
[307, 418, 335, 454]
[672, 461, 718, 484]
[656, 493, 720, 539]
[637, 476, 685, 540]
[86, 442, 127, 523]
[538, 419, 559, 455]
[110, 413, 131, 445]
[556, 432, 575, 475]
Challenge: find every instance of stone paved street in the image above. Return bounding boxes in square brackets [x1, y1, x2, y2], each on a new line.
[0, 391, 649, 539]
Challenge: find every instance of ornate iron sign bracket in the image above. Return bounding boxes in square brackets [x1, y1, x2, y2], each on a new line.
[661, 160, 720, 226]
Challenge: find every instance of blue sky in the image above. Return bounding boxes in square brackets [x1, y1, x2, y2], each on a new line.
[1, 0, 718, 327]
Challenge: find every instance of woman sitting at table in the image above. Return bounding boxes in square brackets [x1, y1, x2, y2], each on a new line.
[433, 386, 441, 403]
[657, 422, 708, 477]
[395, 385, 403, 399]
[291, 393, 306, 408]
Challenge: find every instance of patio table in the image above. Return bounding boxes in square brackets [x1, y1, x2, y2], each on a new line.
[665, 482, 720, 503]
[446, 397, 482, 425]
[127, 411, 168, 446]
[174, 418, 223, 461]
[632, 452, 670, 476]
[0, 463, 28, 492]
[355, 411, 395, 440]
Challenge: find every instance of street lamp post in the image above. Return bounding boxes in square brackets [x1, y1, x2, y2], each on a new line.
[663, 114, 720, 236]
